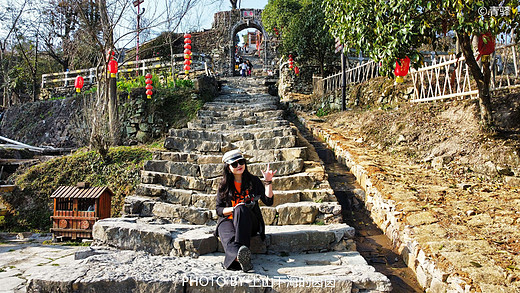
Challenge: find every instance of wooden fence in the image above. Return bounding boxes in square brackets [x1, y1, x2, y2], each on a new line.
[313, 60, 380, 96]
[411, 42, 519, 102]
[41, 53, 213, 89]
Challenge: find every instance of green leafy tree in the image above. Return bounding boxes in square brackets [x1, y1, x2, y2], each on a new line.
[263, 0, 335, 75]
[323, 0, 519, 129]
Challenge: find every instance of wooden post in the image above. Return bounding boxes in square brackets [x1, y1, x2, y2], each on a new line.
[108, 75, 119, 145]
[341, 51, 346, 111]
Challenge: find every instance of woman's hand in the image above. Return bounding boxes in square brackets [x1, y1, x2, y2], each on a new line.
[261, 163, 278, 182]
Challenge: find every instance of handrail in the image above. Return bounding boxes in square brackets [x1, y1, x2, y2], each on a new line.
[41, 53, 212, 89]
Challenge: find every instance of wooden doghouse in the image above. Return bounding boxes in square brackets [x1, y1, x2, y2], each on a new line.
[50, 182, 112, 240]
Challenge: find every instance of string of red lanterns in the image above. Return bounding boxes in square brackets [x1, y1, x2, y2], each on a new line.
[184, 33, 192, 75]
[288, 54, 294, 69]
[145, 73, 153, 99]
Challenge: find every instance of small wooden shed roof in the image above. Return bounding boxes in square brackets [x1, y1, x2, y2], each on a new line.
[51, 186, 113, 199]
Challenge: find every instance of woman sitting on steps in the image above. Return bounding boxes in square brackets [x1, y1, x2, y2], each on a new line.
[214, 149, 277, 272]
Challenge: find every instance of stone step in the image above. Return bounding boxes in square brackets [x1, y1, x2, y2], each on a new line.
[202, 104, 278, 113]
[193, 115, 284, 127]
[142, 160, 321, 186]
[152, 147, 308, 164]
[222, 126, 296, 143]
[197, 109, 284, 120]
[128, 186, 335, 211]
[187, 119, 290, 131]
[125, 197, 342, 226]
[143, 160, 200, 176]
[142, 159, 304, 184]
[27, 249, 392, 293]
[92, 218, 355, 257]
[167, 129, 223, 142]
[163, 137, 226, 153]
[232, 135, 297, 151]
[140, 171, 220, 193]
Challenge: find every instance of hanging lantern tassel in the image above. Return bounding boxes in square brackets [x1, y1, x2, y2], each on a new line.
[75, 76, 84, 93]
[145, 73, 153, 99]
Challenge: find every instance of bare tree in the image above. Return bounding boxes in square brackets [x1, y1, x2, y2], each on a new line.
[0, 0, 28, 107]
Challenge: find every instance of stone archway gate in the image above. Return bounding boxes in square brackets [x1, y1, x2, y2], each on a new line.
[195, 9, 276, 76]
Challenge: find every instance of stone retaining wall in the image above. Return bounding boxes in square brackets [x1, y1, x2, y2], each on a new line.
[295, 114, 471, 293]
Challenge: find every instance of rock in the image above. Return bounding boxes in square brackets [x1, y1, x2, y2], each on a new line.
[136, 130, 151, 143]
[497, 165, 514, 176]
[276, 203, 318, 225]
[504, 176, 520, 187]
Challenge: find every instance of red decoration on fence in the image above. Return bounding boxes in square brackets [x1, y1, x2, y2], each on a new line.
[184, 33, 192, 75]
[108, 60, 118, 78]
[394, 56, 410, 83]
[75, 76, 84, 93]
[145, 73, 153, 99]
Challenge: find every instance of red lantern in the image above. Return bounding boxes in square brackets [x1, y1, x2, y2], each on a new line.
[74, 76, 84, 93]
[108, 60, 118, 78]
[145, 73, 153, 99]
[288, 55, 294, 69]
[294, 66, 300, 75]
[184, 33, 192, 75]
[394, 56, 410, 83]
[477, 32, 495, 61]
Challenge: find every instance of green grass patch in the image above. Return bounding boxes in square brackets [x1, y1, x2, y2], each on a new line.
[4, 146, 153, 232]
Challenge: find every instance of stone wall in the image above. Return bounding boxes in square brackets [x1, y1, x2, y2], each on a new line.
[278, 65, 316, 98]
[0, 76, 219, 147]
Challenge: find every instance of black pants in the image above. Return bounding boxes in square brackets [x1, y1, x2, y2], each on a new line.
[218, 205, 259, 269]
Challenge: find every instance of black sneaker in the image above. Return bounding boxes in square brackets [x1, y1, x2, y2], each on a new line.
[237, 245, 253, 272]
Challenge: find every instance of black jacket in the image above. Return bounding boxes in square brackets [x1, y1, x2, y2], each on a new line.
[214, 176, 273, 240]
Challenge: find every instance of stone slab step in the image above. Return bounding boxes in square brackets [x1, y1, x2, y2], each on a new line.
[197, 109, 284, 120]
[143, 160, 200, 176]
[125, 197, 342, 226]
[167, 129, 223, 142]
[129, 186, 336, 212]
[232, 135, 297, 151]
[194, 115, 284, 126]
[187, 120, 290, 131]
[164, 137, 225, 153]
[26, 249, 392, 292]
[202, 104, 278, 113]
[144, 159, 306, 180]
[92, 218, 355, 257]
[140, 171, 220, 193]
[222, 126, 296, 143]
[152, 147, 309, 164]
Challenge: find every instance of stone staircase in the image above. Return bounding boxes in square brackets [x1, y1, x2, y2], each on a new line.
[27, 78, 392, 292]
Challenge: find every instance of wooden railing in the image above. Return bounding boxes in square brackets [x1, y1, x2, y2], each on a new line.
[313, 60, 380, 95]
[411, 42, 520, 102]
[41, 53, 213, 89]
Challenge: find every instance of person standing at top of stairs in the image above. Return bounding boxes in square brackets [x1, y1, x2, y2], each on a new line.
[215, 149, 277, 272]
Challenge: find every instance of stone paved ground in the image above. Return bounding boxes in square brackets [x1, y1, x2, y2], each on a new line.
[290, 102, 520, 293]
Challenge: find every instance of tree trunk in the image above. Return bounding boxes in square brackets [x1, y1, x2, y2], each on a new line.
[458, 32, 494, 129]
[98, 0, 120, 146]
